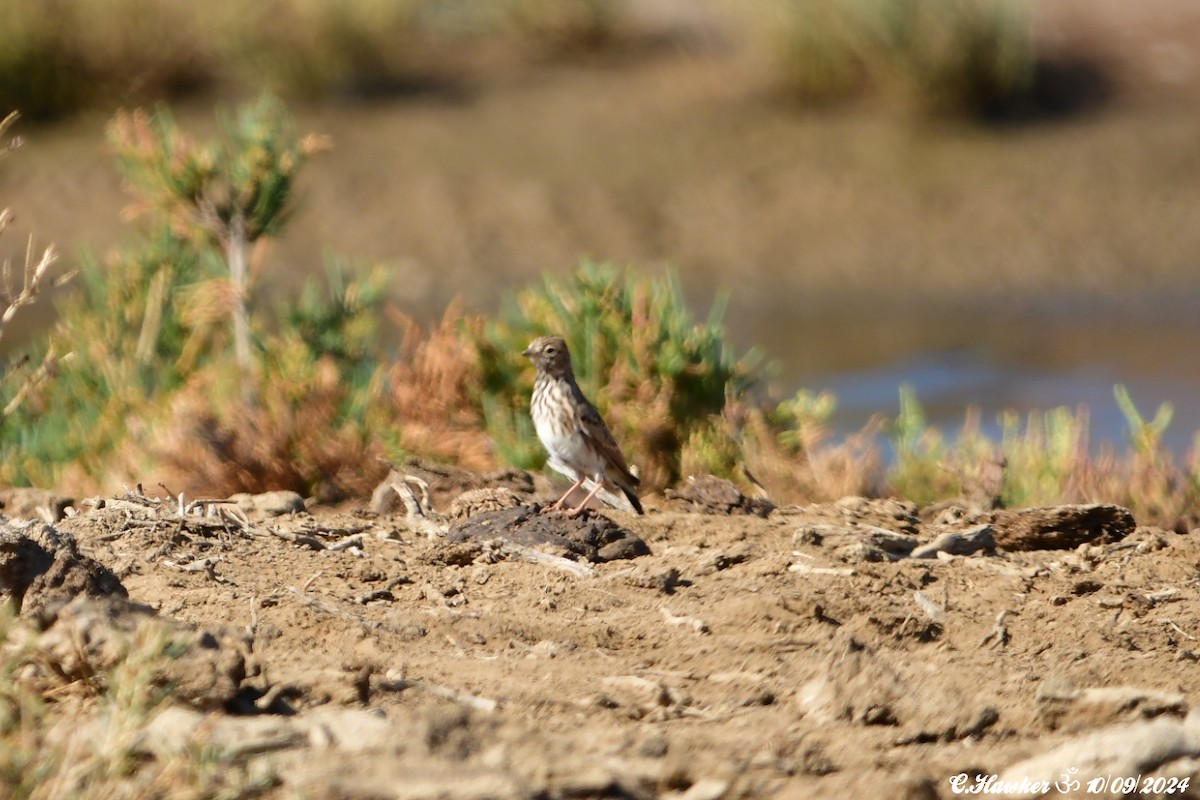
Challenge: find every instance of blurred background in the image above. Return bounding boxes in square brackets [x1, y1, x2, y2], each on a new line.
[3, 0, 1200, 452]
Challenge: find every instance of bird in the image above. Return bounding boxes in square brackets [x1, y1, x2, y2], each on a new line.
[523, 335, 644, 516]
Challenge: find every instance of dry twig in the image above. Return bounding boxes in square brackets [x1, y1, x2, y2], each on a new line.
[979, 609, 1011, 649]
[500, 541, 594, 578]
[378, 674, 498, 713]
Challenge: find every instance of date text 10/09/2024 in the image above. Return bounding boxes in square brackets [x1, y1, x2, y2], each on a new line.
[948, 773, 1191, 795]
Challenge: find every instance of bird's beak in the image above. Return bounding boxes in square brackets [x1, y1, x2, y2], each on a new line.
[522, 346, 533, 357]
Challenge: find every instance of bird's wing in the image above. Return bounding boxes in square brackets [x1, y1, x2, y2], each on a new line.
[576, 400, 640, 487]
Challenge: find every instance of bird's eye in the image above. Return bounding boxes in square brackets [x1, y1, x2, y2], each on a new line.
[545, 346, 556, 354]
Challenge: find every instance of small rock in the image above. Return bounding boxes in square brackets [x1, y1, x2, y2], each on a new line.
[666, 475, 773, 517]
[0, 488, 74, 522]
[624, 566, 681, 594]
[674, 778, 730, 800]
[449, 487, 523, 520]
[862, 704, 898, 726]
[859, 526, 921, 556]
[303, 707, 393, 751]
[797, 740, 838, 776]
[1037, 680, 1187, 731]
[231, 490, 306, 516]
[637, 732, 670, 758]
[910, 524, 995, 558]
[793, 525, 830, 546]
[598, 536, 652, 561]
[704, 543, 754, 573]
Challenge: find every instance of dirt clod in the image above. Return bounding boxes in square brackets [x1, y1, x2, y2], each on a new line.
[990, 503, 1136, 550]
[666, 475, 774, 517]
[0, 518, 127, 615]
[448, 504, 649, 562]
[35, 595, 246, 710]
[232, 490, 306, 516]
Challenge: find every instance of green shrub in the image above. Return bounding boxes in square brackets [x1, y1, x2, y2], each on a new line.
[147, 262, 395, 500]
[886, 384, 957, 505]
[0, 0, 645, 118]
[0, 233, 206, 487]
[0, 0, 209, 120]
[882, 385, 1200, 528]
[996, 405, 1088, 508]
[1, 96, 402, 496]
[476, 260, 764, 491]
[769, 0, 873, 104]
[758, 0, 1035, 117]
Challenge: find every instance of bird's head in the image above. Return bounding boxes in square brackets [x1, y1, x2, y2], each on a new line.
[523, 335, 573, 377]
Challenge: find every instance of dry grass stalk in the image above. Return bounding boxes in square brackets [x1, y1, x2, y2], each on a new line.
[0, 112, 76, 418]
[740, 408, 881, 503]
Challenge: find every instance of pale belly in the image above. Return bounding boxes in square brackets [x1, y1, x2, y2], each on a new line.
[534, 414, 606, 482]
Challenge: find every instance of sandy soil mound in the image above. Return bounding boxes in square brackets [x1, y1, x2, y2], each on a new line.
[3, 476, 1200, 798]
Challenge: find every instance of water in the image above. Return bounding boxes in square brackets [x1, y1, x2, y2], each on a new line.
[753, 299, 1200, 459]
[812, 348, 1199, 456]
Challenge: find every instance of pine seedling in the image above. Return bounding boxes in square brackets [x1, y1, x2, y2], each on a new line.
[108, 95, 329, 369]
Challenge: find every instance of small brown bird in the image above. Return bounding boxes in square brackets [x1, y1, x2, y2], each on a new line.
[523, 335, 644, 515]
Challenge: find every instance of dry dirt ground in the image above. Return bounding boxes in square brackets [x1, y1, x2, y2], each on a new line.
[5, 469, 1200, 799]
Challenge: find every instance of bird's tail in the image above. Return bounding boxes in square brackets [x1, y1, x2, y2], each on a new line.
[621, 484, 644, 515]
[581, 478, 644, 515]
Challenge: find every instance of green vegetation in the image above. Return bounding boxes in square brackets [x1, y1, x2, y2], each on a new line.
[1, 97, 396, 498]
[2, 94, 1200, 530]
[0, 0, 639, 120]
[476, 261, 764, 489]
[883, 387, 1200, 527]
[2, 0, 1055, 122]
[733, 0, 1036, 117]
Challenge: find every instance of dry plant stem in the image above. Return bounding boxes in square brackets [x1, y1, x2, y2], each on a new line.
[326, 534, 364, 552]
[2, 345, 69, 416]
[501, 541, 594, 578]
[0, 238, 58, 348]
[789, 553, 855, 577]
[225, 212, 251, 372]
[1160, 619, 1196, 641]
[913, 590, 946, 624]
[389, 476, 447, 538]
[197, 197, 252, 373]
[379, 677, 499, 713]
[135, 267, 168, 364]
[269, 529, 325, 550]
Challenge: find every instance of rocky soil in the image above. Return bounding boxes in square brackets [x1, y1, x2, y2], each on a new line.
[4, 466, 1200, 799]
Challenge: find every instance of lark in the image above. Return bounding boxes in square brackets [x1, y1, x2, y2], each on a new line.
[523, 335, 644, 516]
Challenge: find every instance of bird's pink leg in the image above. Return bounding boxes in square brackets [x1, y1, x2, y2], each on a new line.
[566, 480, 605, 517]
[548, 477, 585, 511]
